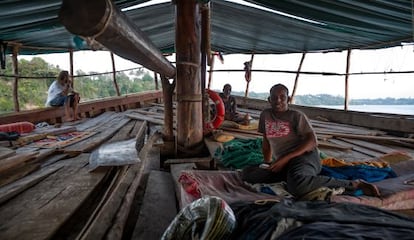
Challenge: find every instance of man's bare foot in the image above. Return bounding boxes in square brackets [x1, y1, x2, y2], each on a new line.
[354, 180, 381, 197]
[241, 113, 250, 126]
[64, 116, 76, 122]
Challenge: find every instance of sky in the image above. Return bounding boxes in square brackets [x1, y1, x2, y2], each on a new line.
[20, 45, 414, 100]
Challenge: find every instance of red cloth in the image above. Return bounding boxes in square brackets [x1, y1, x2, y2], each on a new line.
[0, 121, 35, 134]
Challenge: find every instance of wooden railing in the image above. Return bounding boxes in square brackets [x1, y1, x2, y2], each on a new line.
[0, 90, 162, 125]
[234, 95, 414, 135]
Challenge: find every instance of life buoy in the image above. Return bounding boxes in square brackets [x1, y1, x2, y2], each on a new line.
[0, 121, 35, 134]
[204, 89, 225, 132]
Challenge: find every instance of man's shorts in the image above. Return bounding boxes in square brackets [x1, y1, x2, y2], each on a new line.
[50, 94, 75, 107]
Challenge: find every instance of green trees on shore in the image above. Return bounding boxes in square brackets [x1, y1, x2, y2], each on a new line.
[0, 57, 155, 113]
[1, 56, 412, 114]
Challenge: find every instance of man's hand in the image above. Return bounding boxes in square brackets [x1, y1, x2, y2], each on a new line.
[269, 156, 289, 172]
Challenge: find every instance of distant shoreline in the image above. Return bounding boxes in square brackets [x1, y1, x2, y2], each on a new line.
[314, 104, 414, 115]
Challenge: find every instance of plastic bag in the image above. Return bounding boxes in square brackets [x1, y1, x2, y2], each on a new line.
[88, 138, 140, 171]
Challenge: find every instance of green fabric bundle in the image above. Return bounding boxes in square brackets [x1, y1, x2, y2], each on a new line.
[214, 138, 264, 169]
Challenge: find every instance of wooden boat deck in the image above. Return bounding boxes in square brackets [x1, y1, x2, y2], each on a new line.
[0, 104, 414, 239]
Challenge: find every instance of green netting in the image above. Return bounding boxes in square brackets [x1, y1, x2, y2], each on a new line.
[214, 138, 264, 169]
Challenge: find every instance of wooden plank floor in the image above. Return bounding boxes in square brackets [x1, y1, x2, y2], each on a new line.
[0, 154, 109, 239]
[0, 105, 413, 239]
[0, 110, 152, 240]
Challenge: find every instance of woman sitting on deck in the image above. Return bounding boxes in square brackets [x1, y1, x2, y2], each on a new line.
[241, 83, 381, 199]
[45, 70, 80, 122]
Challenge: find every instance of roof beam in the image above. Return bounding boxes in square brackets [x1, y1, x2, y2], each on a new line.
[59, 0, 175, 78]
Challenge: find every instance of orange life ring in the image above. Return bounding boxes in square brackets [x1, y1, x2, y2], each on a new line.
[204, 89, 225, 132]
[0, 121, 35, 134]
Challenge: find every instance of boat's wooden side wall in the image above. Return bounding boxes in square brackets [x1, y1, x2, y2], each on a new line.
[235, 96, 414, 134]
[0, 90, 162, 125]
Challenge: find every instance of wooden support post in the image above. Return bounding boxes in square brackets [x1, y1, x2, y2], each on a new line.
[207, 54, 215, 90]
[290, 52, 306, 104]
[161, 75, 175, 156]
[344, 49, 351, 111]
[12, 45, 19, 112]
[154, 72, 159, 90]
[175, 0, 204, 156]
[69, 49, 74, 87]
[244, 53, 254, 98]
[110, 52, 121, 96]
[60, 0, 175, 78]
[243, 53, 254, 107]
[201, 3, 210, 132]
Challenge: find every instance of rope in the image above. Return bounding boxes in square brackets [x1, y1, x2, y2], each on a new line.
[90, 0, 114, 40]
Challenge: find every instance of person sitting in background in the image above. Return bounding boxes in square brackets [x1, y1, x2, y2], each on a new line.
[241, 83, 380, 199]
[219, 83, 250, 125]
[45, 70, 80, 122]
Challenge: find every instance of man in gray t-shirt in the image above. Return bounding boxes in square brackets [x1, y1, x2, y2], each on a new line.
[242, 84, 380, 198]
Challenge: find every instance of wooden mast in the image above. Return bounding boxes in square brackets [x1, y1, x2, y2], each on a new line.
[344, 49, 351, 111]
[290, 52, 306, 104]
[175, 0, 204, 156]
[59, 0, 175, 78]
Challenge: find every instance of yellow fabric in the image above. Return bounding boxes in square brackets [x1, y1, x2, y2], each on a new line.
[376, 151, 413, 164]
[238, 120, 258, 130]
[213, 132, 235, 143]
[321, 157, 389, 168]
[222, 119, 258, 130]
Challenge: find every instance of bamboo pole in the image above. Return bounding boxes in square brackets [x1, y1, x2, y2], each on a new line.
[175, 0, 203, 156]
[110, 52, 121, 96]
[344, 49, 351, 111]
[12, 45, 19, 112]
[290, 52, 306, 104]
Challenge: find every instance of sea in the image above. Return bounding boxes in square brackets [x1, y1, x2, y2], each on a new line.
[315, 105, 414, 115]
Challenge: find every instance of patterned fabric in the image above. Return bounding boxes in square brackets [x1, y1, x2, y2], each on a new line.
[178, 170, 282, 207]
[161, 196, 236, 240]
[258, 108, 316, 159]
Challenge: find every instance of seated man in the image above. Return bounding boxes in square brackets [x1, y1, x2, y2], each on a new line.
[45, 70, 80, 122]
[219, 84, 249, 125]
[242, 83, 380, 199]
